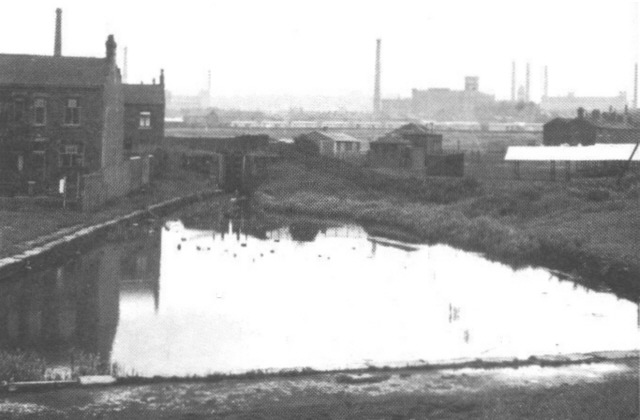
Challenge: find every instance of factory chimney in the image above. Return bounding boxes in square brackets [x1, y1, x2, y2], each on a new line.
[511, 61, 516, 102]
[123, 47, 128, 83]
[543, 65, 549, 99]
[54, 8, 62, 57]
[373, 39, 381, 119]
[634, 63, 638, 109]
[207, 70, 212, 108]
[525, 62, 531, 102]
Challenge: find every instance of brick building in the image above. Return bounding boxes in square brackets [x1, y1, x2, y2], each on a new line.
[124, 76, 165, 154]
[0, 9, 164, 203]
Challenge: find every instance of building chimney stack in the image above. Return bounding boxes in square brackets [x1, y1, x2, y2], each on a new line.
[106, 35, 117, 64]
[160, 69, 165, 86]
[54, 8, 62, 57]
[543, 65, 549, 99]
[373, 39, 381, 119]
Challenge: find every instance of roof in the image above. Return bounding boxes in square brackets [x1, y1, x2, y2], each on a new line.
[390, 123, 434, 136]
[505, 144, 640, 161]
[124, 84, 165, 105]
[307, 131, 365, 143]
[544, 117, 640, 131]
[0, 54, 108, 87]
[372, 134, 412, 145]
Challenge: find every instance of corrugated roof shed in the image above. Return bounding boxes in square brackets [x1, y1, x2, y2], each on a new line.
[0, 54, 108, 87]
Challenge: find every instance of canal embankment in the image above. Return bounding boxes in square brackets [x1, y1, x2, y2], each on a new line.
[0, 179, 224, 281]
[258, 157, 640, 301]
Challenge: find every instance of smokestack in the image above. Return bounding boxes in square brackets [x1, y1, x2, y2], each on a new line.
[123, 47, 128, 83]
[511, 61, 516, 102]
[525, 62, 531, 102]
[373, 39, 381, 118]
[207, 70, 212, 108]
[54, 8, 62, 57]
[544, 65, 549, 99]
[634, 63, 638, 109]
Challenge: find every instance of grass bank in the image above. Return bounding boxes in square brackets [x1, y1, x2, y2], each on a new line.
[258, 157, 640, 301]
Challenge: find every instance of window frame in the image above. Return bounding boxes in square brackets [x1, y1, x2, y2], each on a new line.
[33, 98, 47, 126]
[139, 111, 152, 129]
[63, 98, 81, 126]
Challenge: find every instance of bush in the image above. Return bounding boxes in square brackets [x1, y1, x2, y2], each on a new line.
[0, 350, 46, 382]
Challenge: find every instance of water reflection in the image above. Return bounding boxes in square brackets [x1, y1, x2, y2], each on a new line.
[0, 217, 637, 378]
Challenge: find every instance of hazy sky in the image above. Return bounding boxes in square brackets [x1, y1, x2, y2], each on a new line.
[1, 0, 638, 108]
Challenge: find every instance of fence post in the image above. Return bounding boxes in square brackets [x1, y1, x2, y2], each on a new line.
[565, 161, 572, 181]
[550, 161, 556, 181]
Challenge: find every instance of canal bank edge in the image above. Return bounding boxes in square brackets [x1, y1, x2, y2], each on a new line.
[256, 192, 640, 302]
[0, 189, 223, 281]
[0, 350, 636, 393]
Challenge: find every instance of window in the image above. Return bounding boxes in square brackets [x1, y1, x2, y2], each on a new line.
[139, 111, 151, 129]
[59, 144, 83, 168]
[33, 98, 46, 125]
[64, 99, 80, 125]
[14, 99, 25, 123]
[0, 102, 9, 124]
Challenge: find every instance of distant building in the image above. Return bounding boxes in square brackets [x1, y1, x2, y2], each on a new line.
[297, 131, 368, 157]
[166, 90, 210, 115]
[124, 75, 165, 153]
[540, 92, 627, 118]
[381, 98, 412, 119]
[411, 77, 495, 121]
[543, 108, 640, 146]
[369, 123, 464, 176]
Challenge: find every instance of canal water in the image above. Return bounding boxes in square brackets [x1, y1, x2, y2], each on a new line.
[0, 216, 637, 378]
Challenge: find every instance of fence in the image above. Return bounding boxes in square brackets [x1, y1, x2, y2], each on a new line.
[81, 156, 151, 211]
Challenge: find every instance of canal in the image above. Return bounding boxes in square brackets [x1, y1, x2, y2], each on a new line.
[0, 209, 637, 378]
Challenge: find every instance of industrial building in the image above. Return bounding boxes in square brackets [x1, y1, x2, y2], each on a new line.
[540, 92, 627, 118]
[543, 108, 640, 146]
[380, 77, 496, 121]
[411, 77, 495, 121]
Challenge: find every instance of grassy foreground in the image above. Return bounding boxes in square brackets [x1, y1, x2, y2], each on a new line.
[258, 156, 640, 300]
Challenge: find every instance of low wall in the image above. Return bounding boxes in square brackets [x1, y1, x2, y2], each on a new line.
[163, 135, 270, 153]
[81, 156, 152, 211]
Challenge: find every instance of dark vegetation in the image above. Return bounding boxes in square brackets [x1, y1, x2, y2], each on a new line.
[259, 155, 640, 301]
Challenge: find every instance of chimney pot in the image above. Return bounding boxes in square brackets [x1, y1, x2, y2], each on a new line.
[577, 107, 585, 119]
